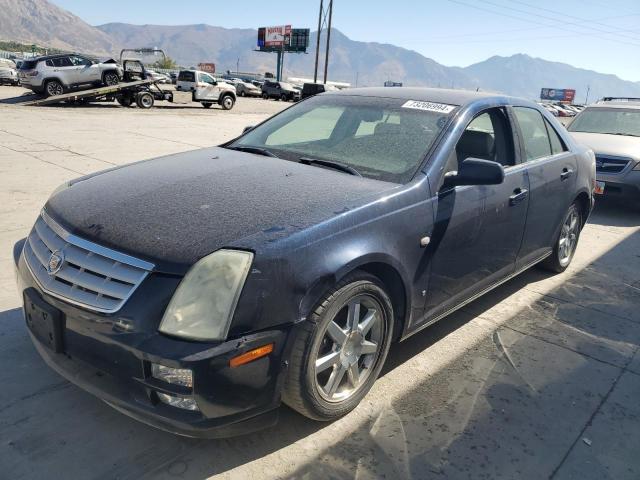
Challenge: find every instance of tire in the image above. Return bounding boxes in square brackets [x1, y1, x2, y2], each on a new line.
[44, 80, 64, 97]
[116, 96, 132, 107]
[262, 93, 268, 100]
[102, 71, 120, 86]
[283, 271, 394, 421]
[219, 94, 235, 110]
[540, 203, 582, 273]
[281, 94, 288, 102]
[240, 91, 246, 97]
[202, 102, 213, 109]
[135, 92, 154, 109]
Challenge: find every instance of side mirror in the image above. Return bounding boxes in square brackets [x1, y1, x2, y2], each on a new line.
[243, 126, 254, 134]
[444, 158, 505, 188]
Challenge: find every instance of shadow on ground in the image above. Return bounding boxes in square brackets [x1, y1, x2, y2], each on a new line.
[1, 205, 639, 479]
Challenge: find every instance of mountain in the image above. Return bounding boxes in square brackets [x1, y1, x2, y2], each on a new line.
[464, 54, 640, 103]
[0, 0, 114, 55]
[3, 0, 640, 102]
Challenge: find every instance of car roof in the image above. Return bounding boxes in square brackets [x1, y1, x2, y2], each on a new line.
[326, 87, 509, 107]
[589, 99, 640, 110]
[31, 53, 83, 61]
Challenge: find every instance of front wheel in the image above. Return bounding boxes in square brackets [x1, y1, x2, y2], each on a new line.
[540, 203, 582, 273]
[103, 71, 120, 86]
[239, 91, 246, 97]
[283, 272, 394, 421]
[219, 94, 235, 110]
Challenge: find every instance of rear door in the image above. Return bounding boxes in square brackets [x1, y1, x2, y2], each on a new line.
[511, 107, 578, 269]
[424, 107, 530, 320]
[50, 56, 76, 85]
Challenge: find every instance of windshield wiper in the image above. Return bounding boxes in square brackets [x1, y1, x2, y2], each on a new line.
[226, 145, 279, 158]
[299, 157, 362, 177]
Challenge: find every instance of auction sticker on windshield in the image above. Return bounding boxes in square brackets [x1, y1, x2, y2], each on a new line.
[402, 100, 456, 114]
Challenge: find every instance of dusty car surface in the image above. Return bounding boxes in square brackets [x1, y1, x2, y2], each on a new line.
[14, 88, 594, 438]
[568, 97, 640, 205]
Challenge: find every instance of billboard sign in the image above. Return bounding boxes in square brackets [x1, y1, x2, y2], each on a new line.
[258, 25, 292, 48]
[198, 63, 215, 74]
[540, 88, 576, 103]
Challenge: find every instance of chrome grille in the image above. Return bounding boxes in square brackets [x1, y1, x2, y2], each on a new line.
[23, 211, 154, 313]
[595, 155, 630, 174]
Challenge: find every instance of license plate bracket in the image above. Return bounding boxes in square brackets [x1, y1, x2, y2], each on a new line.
[23, 288, 64, 353]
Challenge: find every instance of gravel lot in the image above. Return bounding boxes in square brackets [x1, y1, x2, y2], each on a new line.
[1, 85, 639, 480]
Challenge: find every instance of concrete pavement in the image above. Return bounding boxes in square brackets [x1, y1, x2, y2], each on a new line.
[0, 86, 639, 479]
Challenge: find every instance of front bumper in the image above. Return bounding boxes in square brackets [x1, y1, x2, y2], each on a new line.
[14, 239, 293, 438]
[597, 169, 640, 202]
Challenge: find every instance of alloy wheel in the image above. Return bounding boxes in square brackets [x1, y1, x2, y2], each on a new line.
[312, 294, 384, 403]
[558, 209, 580, 266]
[104, 73, 119, 86]
[46, 81, 63, 96]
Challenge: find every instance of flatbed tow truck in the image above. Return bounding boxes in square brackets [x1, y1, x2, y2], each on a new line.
[12, 49, 236, 110]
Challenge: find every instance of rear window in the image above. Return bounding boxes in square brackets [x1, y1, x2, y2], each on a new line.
[178, 71, 195, 82]
[19, 60, 38, 70]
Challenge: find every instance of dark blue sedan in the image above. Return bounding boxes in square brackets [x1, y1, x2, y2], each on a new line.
[14, 88, 595, 437]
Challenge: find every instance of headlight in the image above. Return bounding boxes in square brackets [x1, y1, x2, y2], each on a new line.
[158, 249, 253, 341]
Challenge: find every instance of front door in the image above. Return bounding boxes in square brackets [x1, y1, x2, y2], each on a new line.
[424, 107, 530, 321]
[194, 72, 219, 101]
[511, 107, 579, 269]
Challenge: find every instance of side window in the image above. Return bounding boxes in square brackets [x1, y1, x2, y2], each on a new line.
[545, 119, 567, 155]
[200, 73, 215, 85]
[454, 108, 515, 169]
[70, 56, 91, 66]
[52, 57, 73, 67]
[513, 107, 552, 161]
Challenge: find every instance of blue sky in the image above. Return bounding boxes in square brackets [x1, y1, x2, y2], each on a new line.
[51, 0, 640, 81]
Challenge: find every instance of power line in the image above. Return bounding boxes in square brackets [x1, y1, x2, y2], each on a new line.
[484, 0, 640, 44]
[446, 0, 640, 48]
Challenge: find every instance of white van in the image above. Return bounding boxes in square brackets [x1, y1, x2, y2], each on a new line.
[176, 70, 237, 109]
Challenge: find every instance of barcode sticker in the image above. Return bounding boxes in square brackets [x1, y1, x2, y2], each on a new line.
[402, 100, 456, 113]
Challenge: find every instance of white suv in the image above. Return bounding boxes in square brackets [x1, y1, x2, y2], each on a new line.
[18, 54, 123, 97]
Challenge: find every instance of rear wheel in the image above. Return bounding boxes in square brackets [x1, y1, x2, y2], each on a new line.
[116, 96, 132, 107]
[201, 102, 213, 109]
[540, 203, 582, 273]
[44, 80, 64, 97]
[281, 93, 288, 102]
[135, 92, 154, 109]
[262, 92, 268, 100]
[239, 90, 246, 97]
[102, 71, 120, 86]
[283, 272, 394, 421]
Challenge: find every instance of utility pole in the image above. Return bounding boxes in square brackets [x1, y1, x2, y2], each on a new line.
[236, 57, 240, 74]
[313, 0, 323, 83]
[323, 0, 333, 84]
[585, 85, 591, 105]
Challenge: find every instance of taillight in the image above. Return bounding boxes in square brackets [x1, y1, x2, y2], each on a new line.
[27, 70, 38, 77]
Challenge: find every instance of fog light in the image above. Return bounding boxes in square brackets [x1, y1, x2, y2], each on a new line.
[151, 364, 193, 388]
[156, 392, 199, 411]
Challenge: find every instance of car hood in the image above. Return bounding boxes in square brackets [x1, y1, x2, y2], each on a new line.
[45, 147, 397, 274]
[569, 131, 640, 160]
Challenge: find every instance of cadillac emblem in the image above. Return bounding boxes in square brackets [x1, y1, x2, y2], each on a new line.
[47, 250, 65, 275]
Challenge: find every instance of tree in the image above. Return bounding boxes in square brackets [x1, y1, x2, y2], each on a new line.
[154, 56, 178, 70]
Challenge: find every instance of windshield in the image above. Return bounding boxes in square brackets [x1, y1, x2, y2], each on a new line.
[568, 108, 640, 137]
[230, 95, 454, 183]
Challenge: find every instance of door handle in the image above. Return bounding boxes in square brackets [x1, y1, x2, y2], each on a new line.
[509, 188, 529, 206]
[560, 168, 574, 180]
